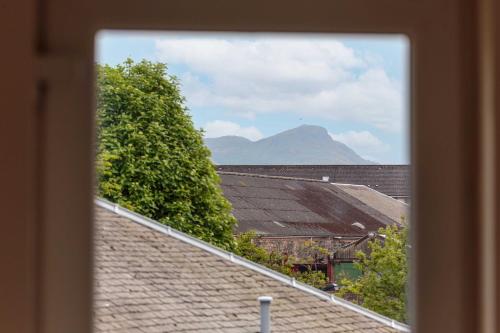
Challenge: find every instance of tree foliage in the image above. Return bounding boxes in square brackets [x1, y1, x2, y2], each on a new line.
[337, 224, 409, 323]
[96, 59, 237, 250]
[235, 231, 328, 289]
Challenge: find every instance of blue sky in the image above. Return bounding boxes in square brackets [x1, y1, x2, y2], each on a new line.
[96, 31, 409, 164]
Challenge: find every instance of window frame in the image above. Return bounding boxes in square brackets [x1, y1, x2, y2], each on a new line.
[3, 0, 496, 332]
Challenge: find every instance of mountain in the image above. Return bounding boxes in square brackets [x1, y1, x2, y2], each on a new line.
[204, 125, 374, 165]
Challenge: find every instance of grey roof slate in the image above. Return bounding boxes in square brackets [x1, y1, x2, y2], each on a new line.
[94, 200, 408, 332]
[218, 172, 408, 237]
[216, 165, 410, 198]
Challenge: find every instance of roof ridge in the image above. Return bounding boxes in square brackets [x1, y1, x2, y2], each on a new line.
[217, 171, 327, 183]
[218, 171, 398, 195]
[95, 197, 410, 332]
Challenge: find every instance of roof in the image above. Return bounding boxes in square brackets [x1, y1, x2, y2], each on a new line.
[218, 172, 408, 237]
[216, 165, 410, 198]
[334, 184, 408, 224]
[94, 199, 409, 332]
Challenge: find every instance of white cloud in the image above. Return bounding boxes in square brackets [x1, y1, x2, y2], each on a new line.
[155, 36, 405, 132]
[330, 130, 390, 161]
[203, 120, 263, 141]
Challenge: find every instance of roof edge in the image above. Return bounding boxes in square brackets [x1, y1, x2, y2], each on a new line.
[95, 197, 410, 332]
[217, 171, 328, 183]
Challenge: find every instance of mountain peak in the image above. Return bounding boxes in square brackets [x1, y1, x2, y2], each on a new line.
[296, 124, 328, 131]
[262, 125, 331, 145]
[287, 124, 329, 135]
[205, 125, 373, 165]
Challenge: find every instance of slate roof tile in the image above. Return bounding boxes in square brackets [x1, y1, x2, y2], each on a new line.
[93, 201, 408, 332]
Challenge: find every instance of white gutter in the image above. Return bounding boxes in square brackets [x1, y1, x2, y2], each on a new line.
[95, 198, 411, 332]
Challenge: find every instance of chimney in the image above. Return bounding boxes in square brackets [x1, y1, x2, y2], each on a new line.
[322, 176, 329, 182]
[258, 296, 273, 333]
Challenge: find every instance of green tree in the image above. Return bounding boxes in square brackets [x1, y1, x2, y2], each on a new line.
[338, 224, 409, 323]
[234, 231, 270, 263]
[96, 59, 237, 250]
[235, 231, 328, 289]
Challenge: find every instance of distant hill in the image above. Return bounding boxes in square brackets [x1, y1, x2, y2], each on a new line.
[204, 125, 373, 165]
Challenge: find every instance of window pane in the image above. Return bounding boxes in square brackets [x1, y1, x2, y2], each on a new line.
[94, 31, 411, 332]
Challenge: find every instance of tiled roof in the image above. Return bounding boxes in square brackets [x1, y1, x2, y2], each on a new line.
[216, 165, 410, 198]
[218, 172, 408, 237]
[94, 199, 409, 332]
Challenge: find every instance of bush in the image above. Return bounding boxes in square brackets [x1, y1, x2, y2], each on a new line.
[235, 231, 328, 289]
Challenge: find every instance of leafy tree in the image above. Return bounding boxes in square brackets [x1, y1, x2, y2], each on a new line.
[337, 224, 409, 323]
[234, 231, 270, 263]
[96, 59, 237, 250]
[296, 269, 328, 288]
[235, 231, 328, 289]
